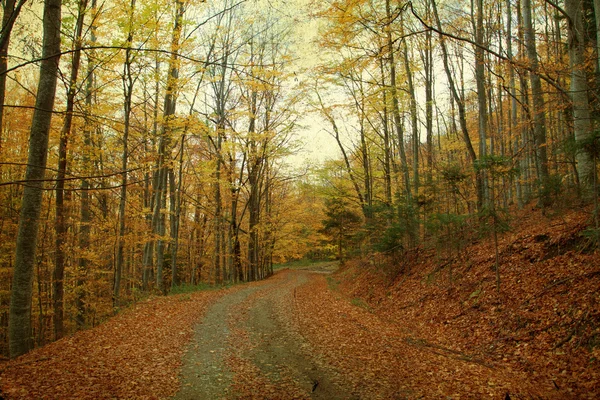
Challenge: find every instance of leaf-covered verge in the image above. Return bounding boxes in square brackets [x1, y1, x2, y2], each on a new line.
[0, 288, 236, 399]
[325, 207, 600, 398]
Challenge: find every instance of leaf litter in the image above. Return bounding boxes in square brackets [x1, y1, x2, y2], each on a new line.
[0, 289, 232, 399]
[1, 207, 597, 399]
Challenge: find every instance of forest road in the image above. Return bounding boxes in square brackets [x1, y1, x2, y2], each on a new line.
[173, 267, 355, 400]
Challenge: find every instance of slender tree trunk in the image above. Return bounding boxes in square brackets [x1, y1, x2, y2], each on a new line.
[75, 0, 97, 329]
[9, 0, 61, 358]
[154, 0, 184, 292]
[115, 0, 135, 306]
[358, 105, 372, 217]
[53, 0, 86, 340]
[423, 19, 434, 187]
[76, 156, 90, 328]
[154, 168, 167, 292]
[523, 0, 550, 205]
[248, 89, 259, 282]
[142, 62, 161, 289]
[378, 58, 393, 208]
[431, 0, 481, 211]
[0, 0, 26, 150]
[213, 133, 223, 283]
[171, 135, 185, 288]
[402, 39, 420, 197]
[506, 0, 522, 208]
[387, 0, 411, 203]
[474, 0, 488, 208]
[595, 0, 600, 74]
[316, 88, 366, 212]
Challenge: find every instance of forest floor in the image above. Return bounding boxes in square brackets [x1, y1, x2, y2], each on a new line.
[333, 205, 600, 399]
[0, 207, 598, 399]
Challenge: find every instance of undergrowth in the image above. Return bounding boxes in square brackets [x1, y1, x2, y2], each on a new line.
[169, 281, 233, 295]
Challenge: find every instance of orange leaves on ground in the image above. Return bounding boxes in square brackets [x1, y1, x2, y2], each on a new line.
[316, 207, 599, 398]
[294, 275, 549, 399]
[0, 290, 228, 399]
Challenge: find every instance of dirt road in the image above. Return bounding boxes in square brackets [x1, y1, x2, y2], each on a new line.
[0, 256, 569, 400]
[0, 264, 556, 399]
[173, 265, 553, 399]
[174, 266, 355, 399]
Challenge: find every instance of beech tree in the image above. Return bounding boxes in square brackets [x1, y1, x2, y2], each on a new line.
[114, 0, 135, 306]
[9, 0, 62, 358]
[565, 0, 595, 188]
[53, 0, 90, 338]
[523, 0, 550, 204]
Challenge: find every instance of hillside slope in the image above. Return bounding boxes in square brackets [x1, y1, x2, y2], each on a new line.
[334, 207, 600, 398]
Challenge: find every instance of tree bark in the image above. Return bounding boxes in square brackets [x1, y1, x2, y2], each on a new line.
[9, 0, 61, 358]
[0, 0, 27, 152]
[565, 0, 594, 187]
[422, 13, 434, 187]
[386, 0, 411, 203]
[115, 0, 135, 306]
[170, 135, 185, 288]
[53, 0, 87, 339]
[402, 38, 420, 196]
[431, 0, 481, 210]
[378, 58, 393, 208]
[523, 0, 550, 204]
[154, 0, 184, 292]
[474, 0, 488, 207]
[506, 0, 523, 208]
[248, 89, 259, 282]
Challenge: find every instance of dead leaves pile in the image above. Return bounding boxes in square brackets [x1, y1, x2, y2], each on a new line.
[330, 207, 600, 398]
[0, 290, 228, 399]
[294, 275, 549, 399]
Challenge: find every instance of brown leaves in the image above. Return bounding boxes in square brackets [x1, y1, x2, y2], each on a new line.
[309, 207, 599, 398]
[1, 206, 598, 399]
[0, 290, 228, 399]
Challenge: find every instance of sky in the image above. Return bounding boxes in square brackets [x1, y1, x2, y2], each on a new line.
[267, 0, 342, 169]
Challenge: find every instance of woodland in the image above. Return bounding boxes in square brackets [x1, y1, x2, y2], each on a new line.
[0, 0, 599, 394]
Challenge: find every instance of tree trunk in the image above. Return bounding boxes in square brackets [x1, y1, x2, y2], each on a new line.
[115, 0, 135, 306]
[214, 134, 223, 284]
[9, 0, 61, 358]
[0, 0, 27, 151]
[506, 0, 522, 208]
[566, 0, 594, 187]
[386, 0, 411, 203]
[474, 0, 488, 208]
[378, 58, 393, 208]
[316, 87, 366, 213]
[403, 38, 420, 197]
[154, 0, 184, 292]
[53, 0, 86, 340]
[248, 89, 259, 282]
[423, 17, 434, 187]
[431, 0, 481, 210]
[523, 0, 550, 204]
[595, 0, 600, 74]
[170, 135, 185, 289]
